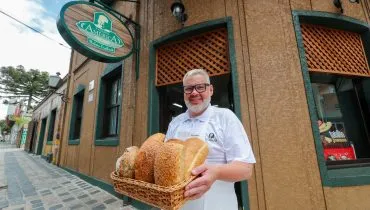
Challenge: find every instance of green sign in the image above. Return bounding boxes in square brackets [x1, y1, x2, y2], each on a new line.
[57, 1, 134, 63]
[76, 12, 124, 53]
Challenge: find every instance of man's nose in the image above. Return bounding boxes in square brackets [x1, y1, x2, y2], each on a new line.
[190, 88, 199, 95]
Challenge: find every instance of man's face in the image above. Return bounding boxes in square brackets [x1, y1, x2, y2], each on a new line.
[183, 74, 213, 115]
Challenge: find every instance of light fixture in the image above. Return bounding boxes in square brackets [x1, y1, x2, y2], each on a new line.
[334, 0, 360, 13]
[48, 73, 69, 103]
[172, 103, 183, 108]
[333, 0, 344, 13]
[171, 0, 187, 25]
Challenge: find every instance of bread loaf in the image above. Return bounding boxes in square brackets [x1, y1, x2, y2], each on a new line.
[154, 138, 208, 186]
[135, 133, 165, 183]
[154, 143, 185, 186]
[116, 146, 139, 178]
[183, 138, 209, 179]
[166, 139, 184, 145]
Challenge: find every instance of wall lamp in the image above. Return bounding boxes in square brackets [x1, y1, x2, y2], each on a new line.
[48, 73, 69, 103]
[334, 0, 360, 13]
[171, 0, 187, 25]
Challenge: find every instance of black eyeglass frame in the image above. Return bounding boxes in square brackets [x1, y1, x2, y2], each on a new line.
[183, 83, 210, 94]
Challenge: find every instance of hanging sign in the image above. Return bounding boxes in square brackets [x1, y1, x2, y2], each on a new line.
[57, 1, 134, 63]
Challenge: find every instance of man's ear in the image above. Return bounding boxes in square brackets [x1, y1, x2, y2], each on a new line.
[209, 84, 214, 96]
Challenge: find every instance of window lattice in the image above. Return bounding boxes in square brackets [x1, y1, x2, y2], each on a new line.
[301, 24, 370, 77]
[156, 28, 230, 86]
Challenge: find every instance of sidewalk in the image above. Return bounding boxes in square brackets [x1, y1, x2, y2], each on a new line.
[0, 144, 138, 210]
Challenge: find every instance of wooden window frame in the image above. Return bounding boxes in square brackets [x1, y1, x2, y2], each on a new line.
[293, 10, 370, 187]
[95, 62, 123, 146]
[68, 85, 85, 145]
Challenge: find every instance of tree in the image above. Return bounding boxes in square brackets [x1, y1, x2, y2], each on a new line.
[0, 65, 50, 111]
[0, 119, 11, 135]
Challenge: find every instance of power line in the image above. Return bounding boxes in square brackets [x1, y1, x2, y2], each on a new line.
[0, 9, 71, 50]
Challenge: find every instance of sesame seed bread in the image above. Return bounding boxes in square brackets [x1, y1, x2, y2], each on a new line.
[154, 143, 185, 186]
[154, 138, 208, 186]
[134, 133, 165, 183]
[183, 138, 209, 179]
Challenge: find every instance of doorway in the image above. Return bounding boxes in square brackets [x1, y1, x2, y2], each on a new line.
[29, 121, 38, 153]
[148, 18, 250, 210]
[158, 73, 245, 208]
[36, 117, 47, 155]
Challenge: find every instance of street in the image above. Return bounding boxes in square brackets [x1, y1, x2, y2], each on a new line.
[0, 143, 137, 210]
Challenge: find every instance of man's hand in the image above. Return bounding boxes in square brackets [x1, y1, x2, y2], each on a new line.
[183, 161, 253, 200]
[184, 164, 219, 200]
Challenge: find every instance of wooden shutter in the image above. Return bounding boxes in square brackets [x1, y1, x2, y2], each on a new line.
[301, 24, 370, 77]
[156, 28, 230, 86]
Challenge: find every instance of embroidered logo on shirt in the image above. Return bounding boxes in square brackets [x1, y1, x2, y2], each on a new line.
[206, 133, 217, 142]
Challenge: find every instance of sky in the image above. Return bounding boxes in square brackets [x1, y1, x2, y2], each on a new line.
[0, 0, 71, 120]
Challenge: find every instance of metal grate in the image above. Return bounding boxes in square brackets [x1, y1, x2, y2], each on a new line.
[301, 24, 370, 77]
[156, 28, 230, 86]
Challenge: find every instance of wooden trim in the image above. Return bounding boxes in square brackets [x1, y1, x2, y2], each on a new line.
[301, 24, 370, 77]
[155, 28, 230, 86]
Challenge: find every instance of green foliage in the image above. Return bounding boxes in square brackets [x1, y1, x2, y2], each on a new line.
[0, 119, 11, 134]
[8, 115, 31, 127]
[0, 65, 50, 109]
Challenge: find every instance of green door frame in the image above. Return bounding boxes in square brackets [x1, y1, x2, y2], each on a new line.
[144, 17, 250, 210]
[36, 117, 47, 155]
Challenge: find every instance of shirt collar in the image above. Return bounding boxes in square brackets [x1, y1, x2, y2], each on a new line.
[183, 104, 212, 122]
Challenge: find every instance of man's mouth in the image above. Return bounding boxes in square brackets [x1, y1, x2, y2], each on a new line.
[189, 97, 202, 104]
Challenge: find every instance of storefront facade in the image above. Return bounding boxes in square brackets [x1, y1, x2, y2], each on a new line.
[27, 78, 67, 164]
[57, 1, 370, 209]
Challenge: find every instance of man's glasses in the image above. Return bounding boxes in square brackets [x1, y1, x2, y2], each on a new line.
[183, 83, 210, 94]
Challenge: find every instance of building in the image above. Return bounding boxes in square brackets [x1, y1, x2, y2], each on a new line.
[26, 75, 68, 164]
[54, 0, 370, 209]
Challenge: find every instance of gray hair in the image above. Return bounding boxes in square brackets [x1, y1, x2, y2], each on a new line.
[183, 69, 210, 84]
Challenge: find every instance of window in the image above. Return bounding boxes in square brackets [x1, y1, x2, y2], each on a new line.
[105, 78, 121, 136]
[69, 85, 85, 145]
[310, 73, 370, 169]
[46, 109, 57, 144]
[95, 63, 122, 146]
[293, 10, 370, 186]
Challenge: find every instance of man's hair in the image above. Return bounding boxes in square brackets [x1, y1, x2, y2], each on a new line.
[183, 69, 210, 84]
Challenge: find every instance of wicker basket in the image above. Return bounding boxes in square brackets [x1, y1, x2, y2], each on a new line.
[110, 171, 195, 210]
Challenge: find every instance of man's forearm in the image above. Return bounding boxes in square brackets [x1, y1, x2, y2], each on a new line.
[215, 161, 253, 182]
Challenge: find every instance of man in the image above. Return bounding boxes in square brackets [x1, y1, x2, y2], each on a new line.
[165, 69, 256, 210]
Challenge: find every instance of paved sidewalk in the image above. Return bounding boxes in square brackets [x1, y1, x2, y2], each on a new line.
[0, 144, 137, 210]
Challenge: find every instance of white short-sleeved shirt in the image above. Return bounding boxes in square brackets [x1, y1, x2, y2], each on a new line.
[166, 105, 255, 210]
[165, 105, 256, 164]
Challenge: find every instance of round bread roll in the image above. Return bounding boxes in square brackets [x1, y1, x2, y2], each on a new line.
[135, 133, 165, 183]
[116, 146, 139, 178]
[154, 142, 185, 186]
